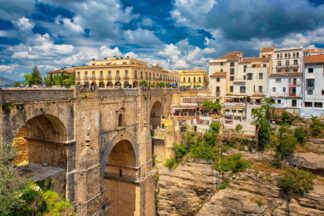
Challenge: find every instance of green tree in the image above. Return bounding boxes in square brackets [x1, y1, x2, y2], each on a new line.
[14, 82, 21, 87]
[202, 101, 222, 114]
[294, 127, 306, 144]
[139, 80, 148, 87]
[158, 82, 165, 88]
[213, 153, 250, 173]
[236, 124, 243, 133]
[278, 167, 314, 196]
[253, 98, 273, 150]
[281, 111, 292, 125]
[310, 116, 324, 137]
[275, 127, 297, 160]
[23, 74, 32, 86]
[31, 66, 42, 85]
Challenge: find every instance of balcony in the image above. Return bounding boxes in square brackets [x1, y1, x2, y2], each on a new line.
[124, 76, 129, 80]
[115, 76, 121, 81]
[277, 64, 298, 69]
[90, 76, 96, 81]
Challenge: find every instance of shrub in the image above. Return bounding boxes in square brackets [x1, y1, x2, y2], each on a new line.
[213, 153, 250, 173]
[270, 158, 282, 168]
[276, 134, 297, 160]
[190, 143, 216, 160]
[281, 111, 292, 124]
[173, 144, 188, 162]
[210, 121, 221, 133]
[164, 159, 176, 169]
[294, 127, 306, 144]
[235, 124, 243, 133]
[278, 167, 315, 196]
[219, 179, 229, 190]
[202, 130, 217, 146]
[139, 80, 148, 87]
[310, 117, 324, 137]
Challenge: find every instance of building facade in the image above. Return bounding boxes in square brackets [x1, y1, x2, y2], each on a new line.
[74, 57, 179, 88]
[268, 47, 304, 110]
[301, 54, 324, 117]
[178, 69, 209, 88]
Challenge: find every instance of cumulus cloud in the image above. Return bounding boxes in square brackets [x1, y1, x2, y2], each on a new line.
[124, 28, 162, 46]
[13, 17, 34, 31]
[0, 65, 16, 73]
[172, 0, 324, 40]
[55, 15, 84, 33]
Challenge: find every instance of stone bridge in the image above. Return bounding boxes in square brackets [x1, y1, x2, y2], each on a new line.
[0, 87, 178, 216]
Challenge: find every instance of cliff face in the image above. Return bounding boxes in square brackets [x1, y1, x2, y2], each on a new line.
[197, 170, 324, 216]
[157, 159, 225, 216]
[158, 159, 324, 216]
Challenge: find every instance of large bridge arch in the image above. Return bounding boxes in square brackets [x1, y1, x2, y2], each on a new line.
[150, 100, 165, 131]
[101, 130, 140, 215]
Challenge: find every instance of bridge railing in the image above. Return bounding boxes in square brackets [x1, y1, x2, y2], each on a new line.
[0, 88, 74, 102]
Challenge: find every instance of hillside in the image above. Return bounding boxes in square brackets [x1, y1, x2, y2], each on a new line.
[0, 76, 14, 87]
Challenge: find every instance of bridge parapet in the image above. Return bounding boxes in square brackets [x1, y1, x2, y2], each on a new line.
[0, 88, 74, 103]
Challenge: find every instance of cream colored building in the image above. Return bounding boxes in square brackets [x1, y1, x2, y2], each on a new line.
[74, 57, 180, 88]
[178, 69, 208, 88]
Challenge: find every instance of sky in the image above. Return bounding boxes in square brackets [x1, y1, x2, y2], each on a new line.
[1, 0, 324, 80]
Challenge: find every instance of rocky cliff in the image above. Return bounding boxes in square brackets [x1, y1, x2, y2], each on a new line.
[197, 170, 324, 216]
[157, 159, 226, 216]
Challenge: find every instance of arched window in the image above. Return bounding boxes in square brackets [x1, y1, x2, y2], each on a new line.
[118, 113, 124, 127]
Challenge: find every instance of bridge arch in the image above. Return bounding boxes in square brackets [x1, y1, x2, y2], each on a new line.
[102, 131, 139, 215]
[12, 114, 68, 167]
[150, 100, 164, 131]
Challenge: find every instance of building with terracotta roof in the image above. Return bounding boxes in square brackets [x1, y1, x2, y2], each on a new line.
[301, 54, 324, 117]
[47, 67, 75, 76]
[304, 48, 324, 56]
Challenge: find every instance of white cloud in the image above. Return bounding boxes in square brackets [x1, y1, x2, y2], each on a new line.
[142, 18, 153, 27]
[0, 65, 16, 73]
[14, 17, 34, 31]
[55, 15, 84, 33]
[99, 46, 122, 58]
[124, 51, 137, 59]
[124, 28, 162, 45]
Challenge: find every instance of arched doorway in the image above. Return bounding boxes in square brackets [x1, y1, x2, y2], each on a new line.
[150, 101, 164, 132]
[103, 140, 137, 215]
[99, 82, 105, 88]
[133, 81, 138, 88]
[12, 114, 68, 194]
[123, 81, 130, 88]
[115, 82, 121, 88]
[107, 82, 113, 88]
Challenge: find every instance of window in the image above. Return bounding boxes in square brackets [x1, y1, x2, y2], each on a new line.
[108, 71, 112, 77]
[230, 86, 233, 92]
[306, 79, 315, 88]
[273, 87, 276, 92]
[240, 86, 246, 93]
[230, 76, 234, 81]
[305, 102, 313, 107]
[230, 62, 234, 67]
[243, 75, 246, 80]
[294, 59, 298, 65]
[259, 73, 263, 79]
[247, 73, 253, 80]
[307, 90, 313, 95]
[199, 77, 201, 82]
[308, 68, 313, 73]
[188, 77, 191, 82]
[283, 87, 286, 92]
[92, 71, 95, 78]
[193, 77, 196, 82]
[220, 68, 223, 72]
[277, 54, 279, 59]
[230, 68, 234, 74]
[118, 113, 124, 127]
[244, 65, 247, 72]
[216, 78, 220, 82]
[315, 102, 323, 108]
[183, 77, 186, 82]
[277, 69, 282, 73]
[278, 99, 281, 104]
[276, 78, 281, 83]
[77, 72, 80, 77]
[292, 100, 297, 107]
[252, 64, 256, 68]
[220, 62, 224, 66]
[286, 60, 289, 66]
[285, 53, 287, 58]
[278, 61, 282, 66]
[293, 69, 298, 73]
[125, 70, 128, 77]
[263, 64, 267, 68]
[259, 86, 263, 93]
[322, 90, 324, 95]
[100, 71, 103, 78]
[216, 86, 220, 94]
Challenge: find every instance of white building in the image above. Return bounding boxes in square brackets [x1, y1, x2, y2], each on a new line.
[301, 54, 324, 117]
[268, 47, 304, 111]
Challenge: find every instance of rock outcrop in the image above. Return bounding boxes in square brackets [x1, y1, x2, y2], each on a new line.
[289, 152, 324, 175]
[157, 159, 225, 216]
[197, 170, 324, 216]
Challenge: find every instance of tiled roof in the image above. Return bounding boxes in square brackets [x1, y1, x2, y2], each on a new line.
[304, 48, 323, 55]
[216, 51, 242, 61]
[260, 47, 274, 52]
[239, 57, 269, 64]
[304, 54, 324, 64]
[47, 67, 75, 75]
[210, 72, 227, 78]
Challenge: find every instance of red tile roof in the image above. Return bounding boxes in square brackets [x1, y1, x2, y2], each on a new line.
[239, 57, 269, 64]
[210, 72, 227, 78]
[260, 47, 274, 53]
[216, 51, 242, 61]
[47, 67, 75, 75]
[304, 54, 324, 64]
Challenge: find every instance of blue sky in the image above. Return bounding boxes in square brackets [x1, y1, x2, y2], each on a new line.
[1, 0, 324, 80]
